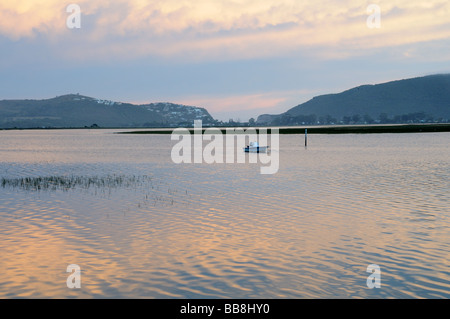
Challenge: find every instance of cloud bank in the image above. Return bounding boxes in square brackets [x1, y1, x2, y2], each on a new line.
[1, 0, 450, 62]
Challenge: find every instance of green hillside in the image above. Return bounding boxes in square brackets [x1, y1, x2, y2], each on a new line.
[258, 74, 450, 125]
[0, 94, 215, 128]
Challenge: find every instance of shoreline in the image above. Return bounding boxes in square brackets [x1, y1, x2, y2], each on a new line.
[118, 123, 450, 134]
[1, 123, 450, 134]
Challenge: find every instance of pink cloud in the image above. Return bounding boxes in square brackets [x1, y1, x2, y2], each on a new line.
[2, 0, 449, 62]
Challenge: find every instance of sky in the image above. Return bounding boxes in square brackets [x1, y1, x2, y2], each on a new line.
[1, 0, 450, 121]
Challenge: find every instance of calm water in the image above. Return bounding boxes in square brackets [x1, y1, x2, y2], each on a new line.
[0, 129, 448, 298]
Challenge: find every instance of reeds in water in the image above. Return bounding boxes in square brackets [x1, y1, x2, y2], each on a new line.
[0, 174, 152, 192]
[1, 174, 190, 208]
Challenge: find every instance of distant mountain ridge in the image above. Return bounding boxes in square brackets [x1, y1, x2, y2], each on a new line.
[0, 94, 215, 128]
[257, 74, 450, 125]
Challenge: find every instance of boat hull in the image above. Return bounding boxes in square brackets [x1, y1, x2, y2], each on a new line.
[243, 146, 269, 153]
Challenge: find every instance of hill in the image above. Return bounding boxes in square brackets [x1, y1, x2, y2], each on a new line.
[257, 74, 450, 125]
[0, 94, 216, 128]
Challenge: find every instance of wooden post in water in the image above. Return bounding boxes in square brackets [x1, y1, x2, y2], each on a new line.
[305, 128, 308, 147]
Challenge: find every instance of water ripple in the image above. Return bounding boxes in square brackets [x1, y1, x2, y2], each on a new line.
[0, 131, 449, 298]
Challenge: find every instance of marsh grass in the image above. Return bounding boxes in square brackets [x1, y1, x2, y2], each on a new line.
[0, 175, 152, 192]
[1, 174, 188, 208]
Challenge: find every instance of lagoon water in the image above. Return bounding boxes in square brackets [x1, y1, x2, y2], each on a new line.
[0, 129, 449, 298]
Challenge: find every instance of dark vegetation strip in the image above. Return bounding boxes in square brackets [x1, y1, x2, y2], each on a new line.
[118, 124, 450, 135]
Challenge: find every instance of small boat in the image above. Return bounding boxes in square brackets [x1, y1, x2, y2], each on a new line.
[244, 141, 269, 153]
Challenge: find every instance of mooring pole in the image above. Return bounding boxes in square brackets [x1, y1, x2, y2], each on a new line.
[305, 128, 308, 147]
